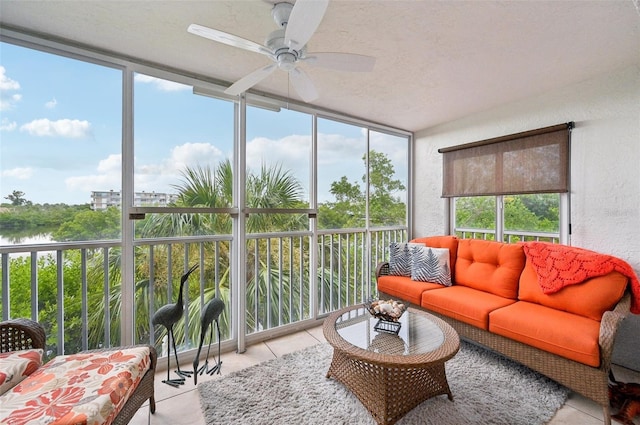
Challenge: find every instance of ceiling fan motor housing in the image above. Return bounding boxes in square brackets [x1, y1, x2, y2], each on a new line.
[266, 28, 305, 71]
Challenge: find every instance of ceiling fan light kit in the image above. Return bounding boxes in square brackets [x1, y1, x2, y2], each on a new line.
[187, 0, 375, 103]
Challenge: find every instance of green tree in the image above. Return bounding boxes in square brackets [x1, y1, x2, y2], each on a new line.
[319, 150, 406, 229]
[91, 159, 308, 350]
[52, 207, 121, 241]
[0, 203, 90, 236]
[5, 251, 85, 358]
[455, 197, 496, 230]
[368, 151, 406, 226]
[454, 194, 559, 241]
[4, 190, 29, 206]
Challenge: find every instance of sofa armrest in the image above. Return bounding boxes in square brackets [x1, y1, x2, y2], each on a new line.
[376, 262, 390, 279]
[0, 318, 46, 353]
[599, 290, 631, 369]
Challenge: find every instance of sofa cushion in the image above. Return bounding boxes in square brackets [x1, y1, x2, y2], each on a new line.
[455, 239, 525, 299]
[519, 258, 628, 321]
[489, 301, 601, 367]
[411, 236, 459, 280]
[0, 346, 152, 425]
[0, 349, 43, 396]
[421, 285, 516, 330]
[410, 246, 452, 286]
[378, 275, 444, 305]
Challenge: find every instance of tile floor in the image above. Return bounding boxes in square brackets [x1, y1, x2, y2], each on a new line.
[128, 324, 638, 425]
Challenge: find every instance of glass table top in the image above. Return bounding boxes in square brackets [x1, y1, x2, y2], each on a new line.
[334, 307, 445, 356]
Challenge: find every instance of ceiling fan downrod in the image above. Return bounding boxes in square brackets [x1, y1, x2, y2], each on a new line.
[271, 2, 294, 28]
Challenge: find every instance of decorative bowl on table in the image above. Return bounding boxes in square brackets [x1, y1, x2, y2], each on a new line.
[365, 299, 407, 323]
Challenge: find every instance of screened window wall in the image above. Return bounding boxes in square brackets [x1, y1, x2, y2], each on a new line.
[0, 35, 411, 358]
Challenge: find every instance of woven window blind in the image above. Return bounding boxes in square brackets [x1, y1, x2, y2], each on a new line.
[439, 123, 573, 198]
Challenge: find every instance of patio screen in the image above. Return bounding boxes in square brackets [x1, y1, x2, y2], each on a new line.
[439, 122, 573, 198]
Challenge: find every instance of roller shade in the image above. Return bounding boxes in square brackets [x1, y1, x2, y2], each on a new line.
[439, 123, 573, 198]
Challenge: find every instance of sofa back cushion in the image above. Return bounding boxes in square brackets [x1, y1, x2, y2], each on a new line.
[518, 258, 628, 321]
[410, 236, 459, 280]
[455, 239, 525, 299]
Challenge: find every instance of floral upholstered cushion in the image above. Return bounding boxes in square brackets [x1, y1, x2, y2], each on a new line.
[0, 346, 151, 425]
[0, 349, 43, 396]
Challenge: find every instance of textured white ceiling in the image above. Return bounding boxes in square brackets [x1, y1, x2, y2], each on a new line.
[1, 0, 638, 132]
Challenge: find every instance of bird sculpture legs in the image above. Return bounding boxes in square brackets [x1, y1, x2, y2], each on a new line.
[161, 325, 186, 387]
[193, 318, 222, 384]
[161, 325, 194, 387]
[171, 327, 193, 382]
[193, 297, 225, 384]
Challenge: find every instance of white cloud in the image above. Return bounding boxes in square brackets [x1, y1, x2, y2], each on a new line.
[0, 66, 20, 91]
[45, 98, 58, 109]
[65, 172, 120, 193]
[0, 67, 21, 111]
[66, 155, 121, 192]
[317, 133, 366, 166]
[136, 142, 225, 192]
[0, 92, 22, 112]
[246, 134, 311, 171]
[0, 118, 17, 132]
[2, 167, 33, 179]
[134, 74, 190, 92]
[20, 118, 92, 138]
[65, 142, 226, 195]
[97, 154, 122, 173]
[170, 142, 224, 170]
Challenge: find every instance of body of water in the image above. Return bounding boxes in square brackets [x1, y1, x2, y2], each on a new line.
[0, 233, 54, 246]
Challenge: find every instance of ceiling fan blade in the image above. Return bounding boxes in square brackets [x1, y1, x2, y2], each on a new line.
[303, 52, 376, 72]
[188, 24, 272, 56]
[284, 0, 329, 51]
[289, 67, 319, 102]
[224, 64, 278, 96]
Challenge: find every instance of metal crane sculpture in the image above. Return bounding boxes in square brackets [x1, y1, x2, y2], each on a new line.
[193, 297, 225, 385]
[152, 263, 199, 387]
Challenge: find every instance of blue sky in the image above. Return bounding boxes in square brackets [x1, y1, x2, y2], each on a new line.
[1, 41, 407, 206]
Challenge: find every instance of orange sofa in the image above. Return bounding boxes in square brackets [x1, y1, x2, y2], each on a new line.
[377, 236, 634, 425]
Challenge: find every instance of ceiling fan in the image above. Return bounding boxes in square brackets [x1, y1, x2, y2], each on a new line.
[187, 0, 376, 102]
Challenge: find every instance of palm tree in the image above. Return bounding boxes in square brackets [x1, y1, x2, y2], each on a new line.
[100, 160, 308, 350]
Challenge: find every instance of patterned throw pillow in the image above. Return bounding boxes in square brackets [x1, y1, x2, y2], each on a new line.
[388, 242, 422, 276]
[410, 246, 452, 286]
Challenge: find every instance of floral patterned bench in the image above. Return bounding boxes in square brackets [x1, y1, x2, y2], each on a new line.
[0, 319, 156, 425]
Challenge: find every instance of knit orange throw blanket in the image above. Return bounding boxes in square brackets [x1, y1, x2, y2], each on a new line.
[521, 242, 640, 314]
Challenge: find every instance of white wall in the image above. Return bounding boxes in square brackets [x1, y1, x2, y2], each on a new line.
[413, 65, 640, 271]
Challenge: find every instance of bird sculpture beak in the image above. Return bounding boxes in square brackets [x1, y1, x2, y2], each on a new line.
[181, 263, 199, 283]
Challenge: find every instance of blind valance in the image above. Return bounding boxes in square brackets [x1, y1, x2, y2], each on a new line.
[439, 123, 573, 198]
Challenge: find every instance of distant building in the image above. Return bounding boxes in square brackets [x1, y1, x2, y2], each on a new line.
[91, 190, 179, 210]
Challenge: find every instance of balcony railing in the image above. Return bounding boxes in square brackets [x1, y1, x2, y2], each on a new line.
[454, 228, 560, 244]
[0, 226, 406, 359]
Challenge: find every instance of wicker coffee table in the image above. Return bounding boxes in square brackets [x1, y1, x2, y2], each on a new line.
[323, 305, 460, 425]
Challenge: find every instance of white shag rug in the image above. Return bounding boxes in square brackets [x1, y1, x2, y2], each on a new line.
[198, 341, 569, 425]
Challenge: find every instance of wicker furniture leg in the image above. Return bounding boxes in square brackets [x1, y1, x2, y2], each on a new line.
[327, 347, 453, 425]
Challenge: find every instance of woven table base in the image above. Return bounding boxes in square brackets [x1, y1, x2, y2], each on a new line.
[327, 348, 453, 425]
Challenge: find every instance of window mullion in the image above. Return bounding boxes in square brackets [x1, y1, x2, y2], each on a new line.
[496, 195, 504, 242]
